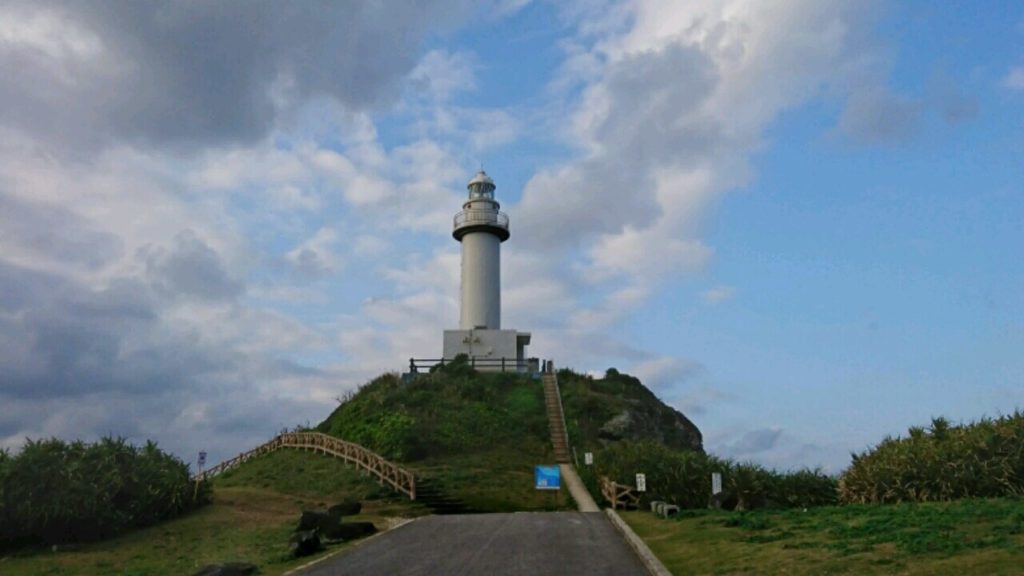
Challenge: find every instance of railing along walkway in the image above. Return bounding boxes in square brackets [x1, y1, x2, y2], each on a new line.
[600, 476, 640, 510]
[542, 371, 571, 463]
[193, 431, 416, 500]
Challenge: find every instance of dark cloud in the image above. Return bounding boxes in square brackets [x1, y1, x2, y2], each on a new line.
[0, 0, 472, 153]
[142, 230, 243, 301]
[726, 427, 783, 456]
[0, 193, 124, 270]
[0, 259, 215, 398]
[0, 254, 330, 463]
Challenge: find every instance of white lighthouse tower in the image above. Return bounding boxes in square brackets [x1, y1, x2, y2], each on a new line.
[443, 171, 531, 370]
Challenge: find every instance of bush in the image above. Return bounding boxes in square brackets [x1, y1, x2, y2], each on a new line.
[839, 413, 1024, 503]
[316, 369, 546, 461]
[0, 437, 209, 547]
[595, 441, 837, 510]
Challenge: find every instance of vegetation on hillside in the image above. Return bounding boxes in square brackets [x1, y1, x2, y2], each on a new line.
[840, 412, 1024, 503]
[316, 360, 549, 461]
[589, 440, 837, 510]
[0, 437, 209, 548]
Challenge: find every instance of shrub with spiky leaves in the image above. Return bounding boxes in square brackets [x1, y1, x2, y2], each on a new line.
[0, 437, 209, 547]
[595, 441, 837, 510]
[839, 412, 1024, 503]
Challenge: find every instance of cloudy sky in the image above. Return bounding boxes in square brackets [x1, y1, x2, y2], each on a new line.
[1, 0, 1021, 473]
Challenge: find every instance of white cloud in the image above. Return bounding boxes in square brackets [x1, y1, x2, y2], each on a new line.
[1001, 66, 1024, 90]
[409, 49, 478, 102]
[506, 0, 883, 379]
[286, 227, 343, 276]
[702, 286, 737, 305]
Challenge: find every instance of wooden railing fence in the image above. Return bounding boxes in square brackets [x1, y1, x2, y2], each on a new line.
[193, 432, 416, 500]
[600, 476, 640, 510]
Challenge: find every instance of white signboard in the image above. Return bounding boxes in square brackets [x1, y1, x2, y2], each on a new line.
[198, 451, 207, 467]
[712, 472, 722, 495]
[635, 473, 646, 492]
[584, 452, 593, 465]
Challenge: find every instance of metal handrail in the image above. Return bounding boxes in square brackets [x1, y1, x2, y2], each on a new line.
[409, 357, 531, 373]
[453, 209, 509, 230]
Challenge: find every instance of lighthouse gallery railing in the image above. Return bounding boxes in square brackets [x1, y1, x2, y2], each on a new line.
[453, 209, 509, 230]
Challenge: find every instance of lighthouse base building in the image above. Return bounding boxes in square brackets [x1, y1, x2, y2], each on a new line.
[442, 329, 532, 371]
[441, 171, 532, 372]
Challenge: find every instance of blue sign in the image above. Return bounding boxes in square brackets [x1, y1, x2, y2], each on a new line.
[535, 465, 561, 490]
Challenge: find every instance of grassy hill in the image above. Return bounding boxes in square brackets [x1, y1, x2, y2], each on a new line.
[313, 362, 704, 511]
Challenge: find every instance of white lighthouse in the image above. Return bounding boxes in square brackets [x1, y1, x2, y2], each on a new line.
[443, 171, 531, 370]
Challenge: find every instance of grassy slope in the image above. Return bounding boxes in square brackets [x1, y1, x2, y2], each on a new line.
[317, 369, 574, 511]
[623, 498, 1024, 575]
[0, 450, 416, 576]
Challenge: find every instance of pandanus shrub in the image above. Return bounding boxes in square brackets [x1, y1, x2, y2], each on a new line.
[839, 412, 1024, 504]
[596, 441, 837, 510]
[0, 437, 209, 547]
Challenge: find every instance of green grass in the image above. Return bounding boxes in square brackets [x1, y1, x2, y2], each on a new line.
[622, 497, 1024, 575]
[0, 450, 419, 576]
[215, 448, 401, 504]
[413, 439, 574, 512]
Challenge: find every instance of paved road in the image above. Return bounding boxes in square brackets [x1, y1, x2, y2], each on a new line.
[297, 512, 648, 576]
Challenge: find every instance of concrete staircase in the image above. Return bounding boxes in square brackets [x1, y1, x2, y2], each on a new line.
[542, 372, 571, 464]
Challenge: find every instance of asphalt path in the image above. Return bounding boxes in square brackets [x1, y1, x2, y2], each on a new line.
[297, 512, 649, 576]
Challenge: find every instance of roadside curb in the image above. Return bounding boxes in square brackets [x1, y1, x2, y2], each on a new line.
[284, 516, 419, 575]
[605, 509, 673, 576]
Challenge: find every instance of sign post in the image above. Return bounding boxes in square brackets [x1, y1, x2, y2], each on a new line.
[584, 452, 593, 466]
[535, 465, 561, 508]
[635, 473, 646, 492]
[194, 451, 207, 501]
[712, 472, 722, 495]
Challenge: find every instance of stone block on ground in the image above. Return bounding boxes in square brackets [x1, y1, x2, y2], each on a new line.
[323, 521, 377, 541]
[297, 510, 334, 532]
[328, 500, 362, 519]
[659, 504, 680, 518]
[289, 529, 322, 558]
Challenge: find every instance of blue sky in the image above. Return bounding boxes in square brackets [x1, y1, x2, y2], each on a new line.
[0, 0, 1021, 473]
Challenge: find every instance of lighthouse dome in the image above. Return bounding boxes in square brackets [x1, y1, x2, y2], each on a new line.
[468, 170, 495, 187]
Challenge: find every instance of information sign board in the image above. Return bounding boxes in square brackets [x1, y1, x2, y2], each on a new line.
[535, 465, 561, 490]
[584, 452, 593, 465]
[712, 472, 722, 495]
[636, 473, 646, 492]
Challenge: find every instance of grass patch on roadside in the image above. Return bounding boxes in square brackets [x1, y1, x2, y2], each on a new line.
[0, 450, 417, 576]
[622, 497, 1024, 575]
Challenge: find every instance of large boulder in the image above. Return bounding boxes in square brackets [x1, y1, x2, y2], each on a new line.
[323, 522, 376, 541]
[328, 500, 362, 519]
[288, 530, 322, 558]
[598, 403, 702, 453]
[296, 510, 333, 532]
[192, 563, 258, 576]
